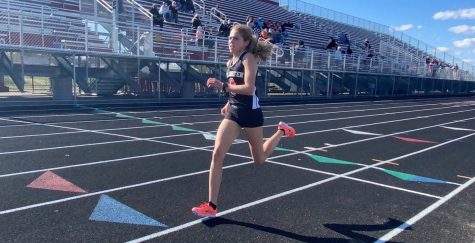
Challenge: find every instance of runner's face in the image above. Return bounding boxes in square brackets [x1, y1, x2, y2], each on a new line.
[228, 29, 247, 54]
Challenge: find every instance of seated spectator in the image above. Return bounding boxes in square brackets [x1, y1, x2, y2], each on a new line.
[295, 40, 306, 60]
[186, 0, 195, 14]
[159, 2, 171, 22]
[150, 4, 164, 28]
[259, 29, 272, 43]
[218, 19, 231, 36]
[364, 38, 371, 52]
[256, 17, 265, 29]
[280, 21, 293, 43]
[179, 0, 187, 12]
[191, 14, 201, 29]
[170, 1, 179, 23]
[325, 37, 337, 50]
[346, 46, 353, 55]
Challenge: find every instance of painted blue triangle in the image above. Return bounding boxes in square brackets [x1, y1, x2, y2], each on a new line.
[408, 175, 448, 184]
[89, 195, 168, 227]
[116, 113, 135, 119]
[142, 119, 165, 125]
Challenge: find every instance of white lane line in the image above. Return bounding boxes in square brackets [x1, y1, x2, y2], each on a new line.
[3, 112, 473, 183]
[3, 99, 409, 119]
[266, 160, 442, 199]
[8, 102, 362, 119]
[1, 113, 468, 192]
[1, 107, 475, 164]
[2, 129, 472, 217]
[0, 139, 138, 156]
[1, 101, 461, 129]
[125, 133, 475, 242]
[1, 102, 474, 142]
[375, 176, 475, 243]
[4, 97, 463, 118]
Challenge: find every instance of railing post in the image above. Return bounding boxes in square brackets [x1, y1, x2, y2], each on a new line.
[136, 26, 140, 56]
[84, 19, 89, 52]
[73, 54, 77, 105]
[290, 46, 295, 68]
[356, 55, 360, 72]
[7, 1, 11, 44]
[343, 55, 346, 71]
[19, 12, 23, 47]
[310, 50, 314, 70]
[214, 37, 218, 62]
[180, 29, 184, 60]
[41, 6, 45, 47]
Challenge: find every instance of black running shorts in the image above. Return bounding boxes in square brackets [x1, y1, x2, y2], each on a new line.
[224, 104, 264, 128]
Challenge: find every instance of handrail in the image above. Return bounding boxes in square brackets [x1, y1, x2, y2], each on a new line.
[280, 0, 474, 72]
[126, 0, 152, 19]
[0, 6, 473, 80]
[194, 0, 206, 17]
[96, 0, 112, 13]
[209, 7, 226, 23]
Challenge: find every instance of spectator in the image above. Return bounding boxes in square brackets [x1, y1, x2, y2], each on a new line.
[256, 17, 265, 29]
[246, 16, 254, 28]
[191, 14, 201, 29]
[185, 0, 195, 14]
[259, 29, 272, 43]
[334, 46, 343, 66]
[295, 39, 305, 60]
[325, 37, 337, 50]
[218, 19, 231, 37]
[179, 0, 187, 12]
[170, 1, 179, 23]
[281, 21, 294, 42]
[346, 46, 353, 55]
[339, 33, 350, 47]
[364, 38, 371, 51]
[150, 4, 164, 28]
[159, 2, 170, 22]
[195, 25, 203, 44]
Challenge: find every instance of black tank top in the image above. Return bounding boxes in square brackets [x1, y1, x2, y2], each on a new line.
[226, 51, 260, 109]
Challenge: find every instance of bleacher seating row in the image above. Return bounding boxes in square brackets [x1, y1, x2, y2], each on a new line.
[1, 0, 473, 81]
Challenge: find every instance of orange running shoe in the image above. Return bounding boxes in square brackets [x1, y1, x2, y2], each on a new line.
[278, 121, 296, 137]
[192, 202, 217, 218]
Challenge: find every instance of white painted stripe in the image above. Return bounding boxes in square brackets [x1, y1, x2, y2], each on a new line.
[2, 105, 474, 155]
[3, 114, 471, 187]
[342, 128, 382, 136]
[440, 126, 475, 132]
[0, 139, 138, 155]
[1, 103, 464, 139]
[0, 97, 464, 117]
[375, 176, 475, 243]
[1, 101, 459, 129]
[266, 160, 442, 199]
[1, 127, 470, 218]
[125, 132, 475, 242]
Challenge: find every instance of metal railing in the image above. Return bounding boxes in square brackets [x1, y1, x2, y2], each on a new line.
[0, 6, 473, 82]
[278, 0, 474, 75]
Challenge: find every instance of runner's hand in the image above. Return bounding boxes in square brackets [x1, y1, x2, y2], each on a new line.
[221, 103, 229, 116]
[207, 78, 223, 90]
